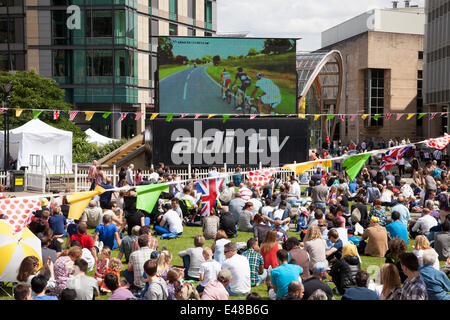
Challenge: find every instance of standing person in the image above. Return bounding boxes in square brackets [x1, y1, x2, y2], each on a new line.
[126, 164, 135, 186]
[269, 249, 303, 300]
[242, 238, 266, 287]
[66, 258, 99, 300]
[341, 270, 379, 300]
[221, 242, 251, 297]
[118, 167, 127, 185]
[135, 168, 143, 185]
[398, 252, 428, 300]
[232, 167, 244, 187]
[418, 250, 450, 300]
[88, 160, 98, 191]
[311, 179, 328, 213]
[178, 235, 206, 281]
[398, 156, 406, 177]
[95, 166, 106, 186]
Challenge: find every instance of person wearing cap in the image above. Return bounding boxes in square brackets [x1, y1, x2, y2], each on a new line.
[301, 261, 334, 300]
[360, 216, 389, 257]
[400, 179, 414, 199]
[341, 270, 379, 300]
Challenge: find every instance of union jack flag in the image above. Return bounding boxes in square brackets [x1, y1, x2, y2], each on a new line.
[196, 177, 225, 216]
[53, 110, 60, 120]
[379, 146, 412, 172]
[120, 112, 128, 121]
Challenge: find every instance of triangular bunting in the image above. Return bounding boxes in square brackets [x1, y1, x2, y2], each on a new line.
[361, 114, 369, 120]
[207, 114, 216, 119]
[350, 114, 357, 122]
[135, 112, 143, 121]
[314, 115, 321, 121]
[85, 112, 95, 121]
[102, 112, 111, 119]
[417, 113, 426, 120]
[166, 113, 174, 122]
[195, 114, 201, 119]
[396, 113, 404, 121]
[222, 115, 230, 123]
[150, 113, 159, 120]
[343, 153, 372, 181]
[33, 110, 43, 119]
[15, 109, 24, 117]
[53, 110, 60, 120]
[120, 112, 128, 121]
[326, 115, 335, 121]
[407, 113, 415, 120]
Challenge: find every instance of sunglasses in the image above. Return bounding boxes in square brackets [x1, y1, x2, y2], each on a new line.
[318, 224, 327, 227]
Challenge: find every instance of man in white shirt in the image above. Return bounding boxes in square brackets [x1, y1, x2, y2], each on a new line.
[239, 182, 253, 202]
[155, 203, 183, 235]
[400, 180, 414, 199]
[411, 208, 438, 238]
[249, 197, 263, 216]
[221, 242, 251, 297]
[148, 168, 159, 183]
[126, 164, 135, 186]
[287, 177, 307, 207]
[250, 73, 281, 113]
[208, 167, 219, 177]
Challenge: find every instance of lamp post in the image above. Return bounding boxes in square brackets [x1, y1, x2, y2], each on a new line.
[2, 83, 13, 173]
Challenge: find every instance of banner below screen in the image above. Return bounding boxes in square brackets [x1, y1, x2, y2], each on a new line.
[148, 118, 309, 168]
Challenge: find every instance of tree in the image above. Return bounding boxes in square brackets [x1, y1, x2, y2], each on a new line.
[202, 55, 213, 64]
[158, 37, 174, 65]
[262, 39, 296, 55]
[247, 48, 259, 56]
[212, 55, 221, 66]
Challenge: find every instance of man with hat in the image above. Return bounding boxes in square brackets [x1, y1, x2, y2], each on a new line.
[301, 261, 334, 300]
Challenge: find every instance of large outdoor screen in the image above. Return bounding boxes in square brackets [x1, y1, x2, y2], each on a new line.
[158, 36, 297, 115]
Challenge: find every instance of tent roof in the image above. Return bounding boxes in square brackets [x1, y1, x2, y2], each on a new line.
[85, 128, 117, 146]
[8, 119, 72, 137]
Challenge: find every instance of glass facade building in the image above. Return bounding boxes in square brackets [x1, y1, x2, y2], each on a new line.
[0, 0, 217, 138]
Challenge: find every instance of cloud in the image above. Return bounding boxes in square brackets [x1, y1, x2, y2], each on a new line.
[217, 0, 425, 51]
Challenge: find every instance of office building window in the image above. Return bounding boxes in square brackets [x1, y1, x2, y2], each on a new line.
[0, 18, 15, 43]
[52, 50, 71, 78]
[204, 0, 212, 29]
[86, 10, 113, 37]
[418, 51, 423, 60]
[0, 0, 16, 6]
[169, 23, 177, 35]
[86, 50, 113, 76]
[364, 69, 384, 127]
[169, 0, 177, 20]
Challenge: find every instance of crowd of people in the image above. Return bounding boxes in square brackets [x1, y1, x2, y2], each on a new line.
[3, 148, 450, 301]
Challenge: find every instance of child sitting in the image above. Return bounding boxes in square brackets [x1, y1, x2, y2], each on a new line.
[94, 247, 111, 282]
[100, 257, 124, 293]
[166, 268, 182, 300]
[197, 247, 221, 294]
[273, 220, 288, 243]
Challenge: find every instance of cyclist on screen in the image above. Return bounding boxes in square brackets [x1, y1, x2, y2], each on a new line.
[220, 68, 231, 100]
[250, 73, 281, 114]
[231, 67, 252, 111]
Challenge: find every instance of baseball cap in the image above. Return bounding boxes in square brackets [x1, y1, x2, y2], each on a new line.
[314, 262, 331, 274]
[40, 198, 49, 207]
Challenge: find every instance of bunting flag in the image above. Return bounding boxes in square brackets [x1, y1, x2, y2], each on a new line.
[442, 112, 448, 117]
[314, 115, 321, 121]
[53, 110, 60, 120]
[15, 109, 24, 117]
[208, 114, 216, 119]
[283, 161, 320, 175]
[102, 112, 111, 119]
[166, 113, 174, 122]
[343, 153, 372, 181]
[339, 115, 345, 121]
[0, 198, 41, 233]
[380, 146, 412, 172]
[66, 185, 105, 220]
[385, 113, 392, 120]
[246, 168, 277, 187]
[326, 115, 335, 121]
[85, 112, 95, 121]
[417, 113, 426, 120]
[69, 111, 78, 121]
[250, 114, 257, 119]
[119, 113, 128, 121]
[196, 177, 225, 217]
[350, 114, 357, 122]
[136, 183, 170, 213]
[135, 112, 143, 121]
[300, 97, 306, 114]
[33, 110, 43, 119]
[298, 114, 306, 119]
[373, 114, 381, 121]
[407, 113, 415, 120]
[361, 114, 369, 120]
[0, 108, 6, 114]
[179, 113, 188, 119]
[424, 133, 450, 150]
[396, 113, 404, 121]
[429, 113, 437, 120]
[195, 114, 201, 119]
[222, 115, 230, 123]
[150, 113, 159, 120]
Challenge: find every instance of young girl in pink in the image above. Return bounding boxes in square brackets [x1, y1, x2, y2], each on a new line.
[95, 247, 111, 282]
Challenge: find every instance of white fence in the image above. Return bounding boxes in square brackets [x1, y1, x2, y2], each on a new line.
[72, 163, 322, 191]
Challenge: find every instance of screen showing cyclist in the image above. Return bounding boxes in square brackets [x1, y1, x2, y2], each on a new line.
[250, 73, 281, 114]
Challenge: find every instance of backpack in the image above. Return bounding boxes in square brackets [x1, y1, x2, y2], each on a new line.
[439, 192, 449, 211]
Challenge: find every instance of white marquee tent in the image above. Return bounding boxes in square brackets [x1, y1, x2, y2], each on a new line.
[0, 119, 72, 174]
[85, 128, 118, 146]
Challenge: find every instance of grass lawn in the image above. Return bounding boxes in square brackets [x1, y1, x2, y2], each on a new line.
[159, 64, 189, 81]
[3, 222, 441, 301]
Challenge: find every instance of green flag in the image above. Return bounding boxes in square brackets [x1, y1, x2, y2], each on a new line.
[33, 110, 43, 119]
[417, 113, 426, 120]
[136, 183, 170, 213]
[343, 153, 372, 181]
[223, 115, 230, 123]
[166, 113, 174, 122]
[326, 115, 335, 121]
[102, 112, 111, 119]
[373, 114, 381, 121]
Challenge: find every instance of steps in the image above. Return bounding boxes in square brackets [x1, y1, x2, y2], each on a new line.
[98, 134, 144, 166]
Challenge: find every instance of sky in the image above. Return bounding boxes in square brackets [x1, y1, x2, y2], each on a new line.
[217, 0, 425, 51]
